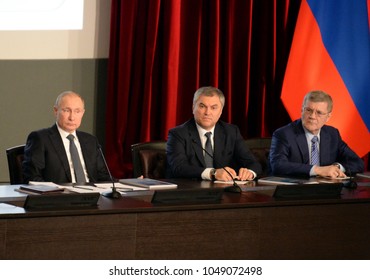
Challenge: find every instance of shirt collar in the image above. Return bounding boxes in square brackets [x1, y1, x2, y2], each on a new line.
[195, 123, 215, 137]
[303, 126, 320, 141]
[56, 122, 77, 139]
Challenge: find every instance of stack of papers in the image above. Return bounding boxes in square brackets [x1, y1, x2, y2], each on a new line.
[18, 185, 64, 194]
[15, 181, 65, 195]
[119, 178, 178, 190]
[214, 180, 252, 185]
[15, 179, 178, 195]
[64, 183, 143, 194]
[258, 176, 352, 185]
[258, 176, 316, 185]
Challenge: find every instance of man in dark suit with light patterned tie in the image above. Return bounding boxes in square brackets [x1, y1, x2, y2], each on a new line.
[23, 91, 110, 184]
[269, 90, 364, 178]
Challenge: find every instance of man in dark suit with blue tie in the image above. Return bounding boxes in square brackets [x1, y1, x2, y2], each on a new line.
[166, 86, 262, 181]
[269, 90, 364, 178]
[23, 91, 110, 184]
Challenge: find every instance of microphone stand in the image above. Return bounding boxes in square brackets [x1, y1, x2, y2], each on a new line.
[98, 146, 122, 199]
[223, 177, 242, 193]
[191, 139, 242, 193]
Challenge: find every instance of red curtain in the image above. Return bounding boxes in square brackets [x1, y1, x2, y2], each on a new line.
[106, 0, 302, 178]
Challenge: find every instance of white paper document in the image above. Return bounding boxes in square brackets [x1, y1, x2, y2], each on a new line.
[28, 181, 64, 188]
[94, 183, 146, 191]
[214, 180, 252, 185]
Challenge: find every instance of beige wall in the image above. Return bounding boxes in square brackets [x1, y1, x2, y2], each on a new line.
[0, 1, 111, 182]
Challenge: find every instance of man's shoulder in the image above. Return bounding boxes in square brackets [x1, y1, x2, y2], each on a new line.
[217, 120, 238, 129]
[169, 119, 195, 132]
[321, 124, 340, 135]
[274, 119, 301, 133]
[28, 125, 57, 137]
[76, 130, 97, 140]
[215, 120, 241, 135]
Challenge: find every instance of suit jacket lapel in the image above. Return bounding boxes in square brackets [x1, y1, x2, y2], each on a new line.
[49, 125, 72, 182]
[187, 120, 207, 167]
[77, 132, 92, 177]
[295, 121, 310, 164]
[319, 127, 330, 165]
[213, 123, 226, 166]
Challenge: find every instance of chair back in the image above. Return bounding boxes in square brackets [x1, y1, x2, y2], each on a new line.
[244, 137, 272, 176]
[6, 144, 26, 184]
[131, 141, 167, 179]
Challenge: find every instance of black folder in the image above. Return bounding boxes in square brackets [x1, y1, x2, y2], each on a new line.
[151, 188, 223, 204]
[23, 193, 100, 210]
[273, 183, 343, 199]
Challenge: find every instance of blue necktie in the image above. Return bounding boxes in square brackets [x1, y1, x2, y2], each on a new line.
[67, 134, 86, 183]
[311, 136, 319, 166]
[204, 132, 214, 168]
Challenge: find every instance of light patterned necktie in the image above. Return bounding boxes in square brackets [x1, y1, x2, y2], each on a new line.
[311, 136, 319, 166]
[67, 134, 86, 183]
[204, 132, 214, 168]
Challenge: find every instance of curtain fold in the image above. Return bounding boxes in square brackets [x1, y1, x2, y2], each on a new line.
[106, 0, 300, 178]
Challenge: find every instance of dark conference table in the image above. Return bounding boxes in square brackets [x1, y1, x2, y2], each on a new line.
[0, 177, 370, 260]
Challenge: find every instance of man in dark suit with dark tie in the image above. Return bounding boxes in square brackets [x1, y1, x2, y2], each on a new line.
[23, 91, 110, 184]
[166, 86, 262, 181]
[269, 90, 364, 178]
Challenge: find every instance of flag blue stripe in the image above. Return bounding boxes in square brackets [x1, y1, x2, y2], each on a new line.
[307, 0, 370, 130]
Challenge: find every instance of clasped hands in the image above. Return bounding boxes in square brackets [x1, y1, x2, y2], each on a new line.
[214, 167, 254, 181]
[314, 164, 346, 179]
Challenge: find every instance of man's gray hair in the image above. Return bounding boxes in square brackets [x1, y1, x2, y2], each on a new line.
[54, 91, 85, 108]
[193, 86, 225, 108]
[302, 90, 333, 113]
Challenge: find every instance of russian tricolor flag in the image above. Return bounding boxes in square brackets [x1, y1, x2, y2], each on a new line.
[282, 0, 370, 157]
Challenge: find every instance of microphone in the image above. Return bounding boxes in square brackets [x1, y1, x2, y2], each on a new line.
[191, 138, 242, 193]
[98, 145, 122, 199]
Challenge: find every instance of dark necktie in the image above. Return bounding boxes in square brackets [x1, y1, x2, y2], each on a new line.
[204, 132, 214, 168]
[311, 136, 319, 166]
[67, 134, 86, 183]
